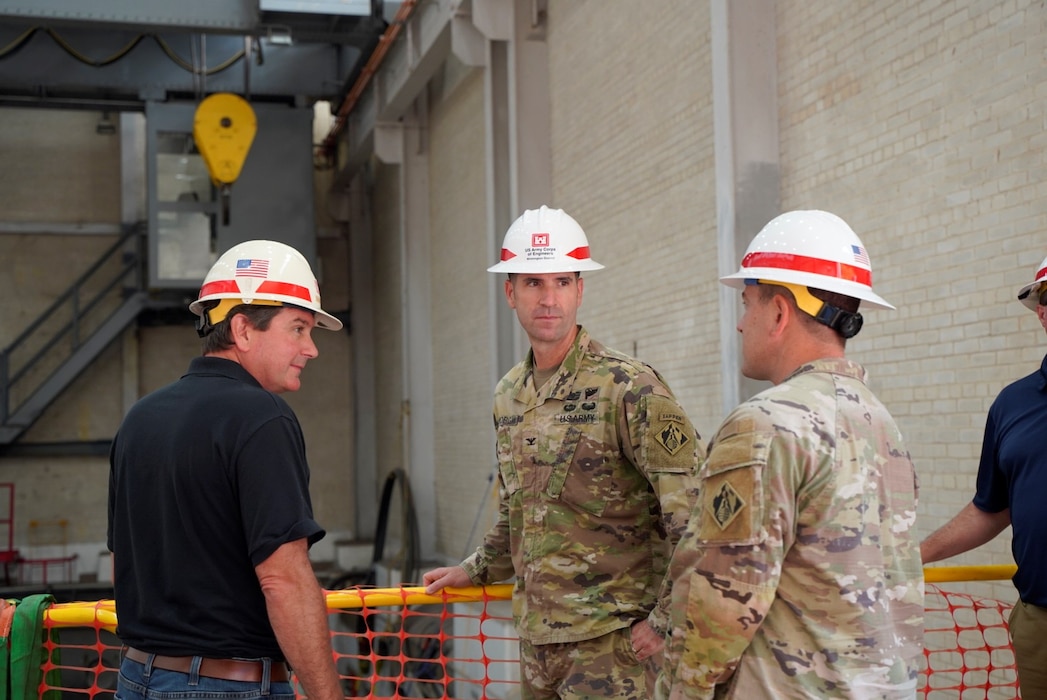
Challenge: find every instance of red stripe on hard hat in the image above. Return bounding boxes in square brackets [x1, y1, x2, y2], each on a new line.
[1037, 266, 1047, 281]
[566, 246, 591, 260]
[742, 251, 872, 286]
[198, 279, 312, 303]
[256, 280, 312, 302]
[500, 249, 517, 261]
[198, 279, 240, 297]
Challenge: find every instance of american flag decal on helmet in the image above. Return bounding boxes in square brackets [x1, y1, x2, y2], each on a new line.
[851, 245, 870, 266]
[235, 258, 270, 278]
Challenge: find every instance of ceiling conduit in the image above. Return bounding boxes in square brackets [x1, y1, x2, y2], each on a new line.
[319, 0, 419, 161]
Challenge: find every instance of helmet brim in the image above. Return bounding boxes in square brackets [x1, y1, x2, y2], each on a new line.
[1018, 283, 1043, 310]
[188, 298, 343, 331]
[487, 259, 605, 273]
[720, 269, 896, 311]
[315, 309, 343, 331]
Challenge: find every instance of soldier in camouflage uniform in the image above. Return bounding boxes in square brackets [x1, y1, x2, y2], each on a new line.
[424, 206, 703, 699]
[656, 210, 923, 699]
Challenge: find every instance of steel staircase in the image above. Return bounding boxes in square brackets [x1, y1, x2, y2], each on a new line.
[0, 225, 151, 445]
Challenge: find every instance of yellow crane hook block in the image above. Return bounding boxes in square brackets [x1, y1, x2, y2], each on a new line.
[193, 93, 257, 186]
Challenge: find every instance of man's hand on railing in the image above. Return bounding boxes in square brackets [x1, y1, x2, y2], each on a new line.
[422, 565, 472, 594]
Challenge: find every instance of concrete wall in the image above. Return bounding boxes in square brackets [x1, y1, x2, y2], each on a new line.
[427, 66, 499, 555]
[546, 1, 722, 437]
[775, 0, 1046, 601]
[0, 106, 353, 575]
[0, 109, 121, 223]
[391, 0, 1039, 602]
[2, 0, 1043, 606]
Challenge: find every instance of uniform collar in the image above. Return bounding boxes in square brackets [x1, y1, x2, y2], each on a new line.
[515, 326, 591, 404]
[783, 356, 868, 385]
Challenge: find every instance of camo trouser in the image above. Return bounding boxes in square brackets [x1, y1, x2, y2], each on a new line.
[518, 625, 659, 699]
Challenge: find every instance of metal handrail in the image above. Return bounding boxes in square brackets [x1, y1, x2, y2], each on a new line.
[0, 225, 145, 425]
[923, 563, 1017, 583]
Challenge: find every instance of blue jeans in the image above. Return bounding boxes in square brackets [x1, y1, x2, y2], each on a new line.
[116, 655, 296, 700]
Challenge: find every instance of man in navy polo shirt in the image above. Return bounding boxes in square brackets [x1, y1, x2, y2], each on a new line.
[108, 240, 344, 700]
[921, 253, 1047, 699]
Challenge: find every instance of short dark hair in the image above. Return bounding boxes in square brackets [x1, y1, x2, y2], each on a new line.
[506, 271, 581, 281]
[200, 303, 282, 354]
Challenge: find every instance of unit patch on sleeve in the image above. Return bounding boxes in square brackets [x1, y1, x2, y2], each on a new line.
[655, 413, 691, 456]
[696, 427, 769, 545]
[711, 481, 745, 530]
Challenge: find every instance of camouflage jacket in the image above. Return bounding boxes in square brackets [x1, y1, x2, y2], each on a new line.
[657, 358, 923, 699]
[461, 327, 703, 644]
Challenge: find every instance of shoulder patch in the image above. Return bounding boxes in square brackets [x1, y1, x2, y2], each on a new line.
[642, 395, 701, 474]
[710, 480, 746, 531]
[655, 414, 691, 456]
[697, 429, 771, 546]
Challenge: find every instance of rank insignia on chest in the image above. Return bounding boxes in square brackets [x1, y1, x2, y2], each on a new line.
[655, 417, 690, 456]
[711, 481, 745, 530]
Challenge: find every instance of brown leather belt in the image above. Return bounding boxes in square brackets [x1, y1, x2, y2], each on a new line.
[124, 646, 290, 683]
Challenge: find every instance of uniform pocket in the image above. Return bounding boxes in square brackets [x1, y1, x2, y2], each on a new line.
[496, 424, 522, 495]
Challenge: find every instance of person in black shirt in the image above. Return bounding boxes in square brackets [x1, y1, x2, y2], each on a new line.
[108, 239, 343, 700]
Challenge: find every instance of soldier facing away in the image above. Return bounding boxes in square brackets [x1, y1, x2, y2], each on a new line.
[424, 206, 705, 699]
[656, 210, 924, 699]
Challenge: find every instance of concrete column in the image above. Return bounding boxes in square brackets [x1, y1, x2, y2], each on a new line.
[374, 100, 436, 561]
[711, 0, 780, 411]
[347, 174, 378, 541]
[476, 0, 553, 380]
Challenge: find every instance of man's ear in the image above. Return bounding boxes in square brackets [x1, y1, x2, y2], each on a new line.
[770, 292, 787, 330]
[769, 292, 793, 339]
[228, 313, 252, 349]
[504, 277, 516, 309]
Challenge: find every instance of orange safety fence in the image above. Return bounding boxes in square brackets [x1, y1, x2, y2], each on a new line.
[11, 565, 1021, 699]
[921, 565, 1020, 699]
[33, 585, 520, 700]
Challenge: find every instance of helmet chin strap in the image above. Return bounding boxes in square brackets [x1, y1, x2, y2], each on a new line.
[760, 280, 864, 339]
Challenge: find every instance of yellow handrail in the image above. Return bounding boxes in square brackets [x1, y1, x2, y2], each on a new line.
[41, 584, 517, 633]
[41, 569, 1017, 632]
[923, 564, 1016, 583]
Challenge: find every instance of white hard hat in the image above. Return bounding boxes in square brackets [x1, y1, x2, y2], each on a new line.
[487, 206, 604, 274]
[1017, 255, 1047, 311]
[189, 239, 342, 331]
[720, 209, 894, 310]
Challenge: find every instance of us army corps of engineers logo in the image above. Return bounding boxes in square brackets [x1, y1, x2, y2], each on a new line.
[654, 413, 690, 456]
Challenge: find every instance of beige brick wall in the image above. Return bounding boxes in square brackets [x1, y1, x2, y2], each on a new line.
[0, 106, 353, 563]
[0, 109, 120, 224]
[547, 1, 722, 438]
[1, 0, 1040, 607]
[427, 67, 501, 558]
[0, 107, 127, 561]
[777, 0, 1046, 601]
